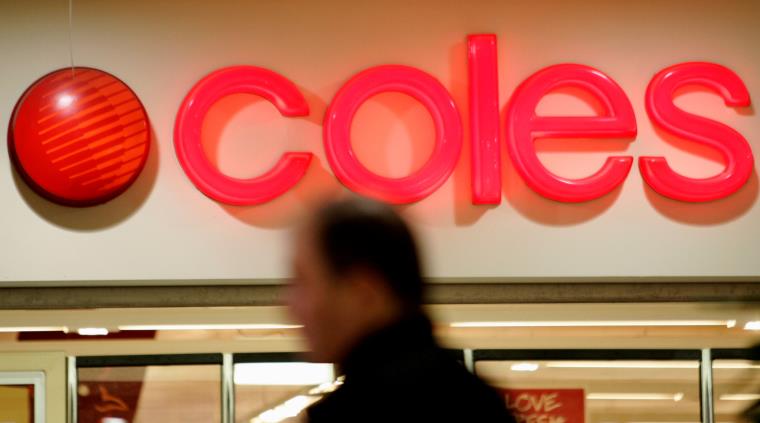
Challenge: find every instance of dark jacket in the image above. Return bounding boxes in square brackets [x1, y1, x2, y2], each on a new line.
[307, 312, 516, 422]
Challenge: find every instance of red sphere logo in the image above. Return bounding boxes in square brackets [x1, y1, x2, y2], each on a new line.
[8, 67, 150, 206]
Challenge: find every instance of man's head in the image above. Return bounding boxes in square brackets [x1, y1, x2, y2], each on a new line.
[286, 196, 425, 363]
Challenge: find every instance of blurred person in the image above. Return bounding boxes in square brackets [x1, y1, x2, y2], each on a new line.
[286, 196, 516, 422]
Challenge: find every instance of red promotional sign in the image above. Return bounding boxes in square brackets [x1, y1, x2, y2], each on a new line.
[503, 388, 585, 423]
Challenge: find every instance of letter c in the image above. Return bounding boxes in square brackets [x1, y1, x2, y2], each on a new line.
[175, 66, 312, 205]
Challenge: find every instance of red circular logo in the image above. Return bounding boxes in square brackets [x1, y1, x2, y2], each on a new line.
[8, 67, 150, 207]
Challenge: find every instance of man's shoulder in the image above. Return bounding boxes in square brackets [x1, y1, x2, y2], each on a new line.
[308, 346, 515, 422]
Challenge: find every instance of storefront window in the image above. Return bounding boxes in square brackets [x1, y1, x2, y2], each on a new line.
[234, 362, 335, 423]
[475, 359, 700, 423]
[77, 365, 221, 423]
[714, 359, 760, 423]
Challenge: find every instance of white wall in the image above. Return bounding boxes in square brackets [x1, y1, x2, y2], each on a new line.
[1, 0, 759, 286]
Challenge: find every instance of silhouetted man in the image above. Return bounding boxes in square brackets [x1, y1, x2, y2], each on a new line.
[287, 196, 515, 422]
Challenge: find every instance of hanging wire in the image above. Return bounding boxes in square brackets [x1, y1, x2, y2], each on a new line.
[68, 0, 75, 78]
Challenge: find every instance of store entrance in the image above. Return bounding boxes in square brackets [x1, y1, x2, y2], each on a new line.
[62, 348, 759, 423]
[1, 302, 757, 422]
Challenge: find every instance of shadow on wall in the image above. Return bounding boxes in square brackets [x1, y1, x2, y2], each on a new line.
[11, 126, 160, 231]
[645, 169, 758, 226]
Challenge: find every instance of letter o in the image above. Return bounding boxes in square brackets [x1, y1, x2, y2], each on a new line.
[324, 65, 462, 204]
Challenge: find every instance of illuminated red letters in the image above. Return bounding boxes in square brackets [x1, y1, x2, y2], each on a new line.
[641, 62, 754, 202]
[172, 35, 753, 206]
[468, 34, 502, 205]
[506, 64, 637, 202]
[175, 66, 312, 205]
[323, 65, 462, 204]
